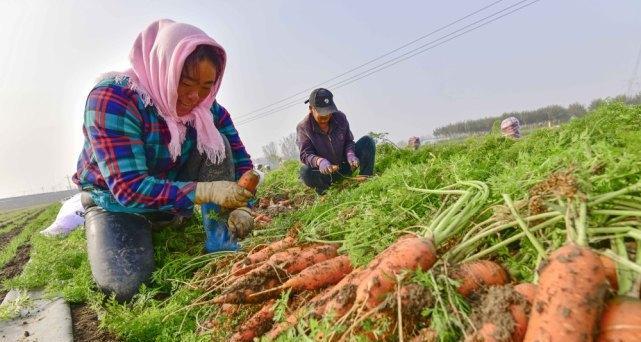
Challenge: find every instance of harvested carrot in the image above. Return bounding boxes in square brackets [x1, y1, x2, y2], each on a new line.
[229, 299, 276, 342]
[466, 323, 499, 342]
[230, 236, 297, 276]
[468, 285, 529, 342]
[280, 254, 352, 291]
[265, 269, 368, 340]
[312, 268, 368, 317]
[238, 170, 260, 194]
[514, 283, 537, 304]
[248, 255, 353, 300]
[217, 244, 339, 304]
[599, 254, 618, 291]
[524, 244, 608, 342]
[509, 301, 528, 342]
[221, 303, 238, 315]
[278, 244, 340, 274]
[453, 260, 510, 297]
[597, 296, 641, 342]
[213, 278, 280, 304]
[354, 236, 437, 309]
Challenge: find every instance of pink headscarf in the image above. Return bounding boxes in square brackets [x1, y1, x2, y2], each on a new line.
[102, 19, 227, 163]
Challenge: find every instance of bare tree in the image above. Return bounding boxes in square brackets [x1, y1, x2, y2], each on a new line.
[261, 141, 281, 167]
[280, 133, 299, 161]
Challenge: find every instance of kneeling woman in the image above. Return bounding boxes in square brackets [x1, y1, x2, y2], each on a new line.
[72, 20, 254, 302]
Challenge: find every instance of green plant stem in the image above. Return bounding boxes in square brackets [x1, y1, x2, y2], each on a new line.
[588, 226, 637, 234]
[614, 237, 634, 295]
[592, 209, 641, 217]
[588, 181, 641, 206]
[460, 216, 564, 263]
[599, 250, 641, 275]
[448, 215, 563, 262]
[576, 201, 588, 246]
[502, 194, 547, 259]
[406, 186, 467, 195]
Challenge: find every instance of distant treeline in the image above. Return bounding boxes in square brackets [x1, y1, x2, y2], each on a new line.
[433, 93, 641, 138]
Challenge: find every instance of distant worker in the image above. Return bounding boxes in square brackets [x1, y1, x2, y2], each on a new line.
[72, 20, 255, 301]
[500, 117, 521, 139]
[296, 88, 376, 195]
[408, 136, 421, 150]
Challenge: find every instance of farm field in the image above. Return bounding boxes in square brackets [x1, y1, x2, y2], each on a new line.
[2, 101, 641, 341]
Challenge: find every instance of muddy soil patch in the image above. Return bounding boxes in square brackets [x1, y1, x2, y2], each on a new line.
[71, 304, 120, 342]
[0, 244, 32, 302]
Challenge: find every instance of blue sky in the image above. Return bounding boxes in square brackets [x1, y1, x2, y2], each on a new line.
[1, 0, 640, 197]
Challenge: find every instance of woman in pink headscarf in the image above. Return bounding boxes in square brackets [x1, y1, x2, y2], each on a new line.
[72, 19, 255, 301]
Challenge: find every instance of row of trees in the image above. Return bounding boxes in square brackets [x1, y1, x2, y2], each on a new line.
[433, 93, 641, 138]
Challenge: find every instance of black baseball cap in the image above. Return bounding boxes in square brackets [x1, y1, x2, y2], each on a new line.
[304, 88, 338, 116]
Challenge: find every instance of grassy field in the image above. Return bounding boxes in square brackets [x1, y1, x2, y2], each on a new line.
[0, 101, 640, 341]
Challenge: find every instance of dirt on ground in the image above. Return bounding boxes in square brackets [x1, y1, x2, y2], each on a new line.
[0, 226, 26, 251]
[0, 244, 31, 303]
[71, 304, 120, 342]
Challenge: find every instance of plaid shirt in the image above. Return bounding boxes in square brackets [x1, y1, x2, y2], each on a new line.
[72, 78, 253, 214]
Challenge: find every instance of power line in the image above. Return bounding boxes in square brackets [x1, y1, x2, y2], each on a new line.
[234, 0, 507, 121]
[236, 0, 541, 127]
[236, 0, 537, 126]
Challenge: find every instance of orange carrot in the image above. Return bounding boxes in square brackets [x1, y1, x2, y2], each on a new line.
[230, 236, 297, 276]
[597, 296, 641, 342]
[599, 254, 618, 291]
[238, 170, 260, 194]
[248, 255, 353, 300]
[216, 244, 339, 304]
[281, 255, 353, 291]
[514, 283, 537, 304]
[509, 301, 529, 342]
[221, 303, 238, 315]
[229, 300, 276, 342]
[466, 323, 499, 342]
[257, 243, 338, 275]
[524, 244, 608, 342]
[453, 260, 510, 297]
[354, 236, 437, 310]
[264, 269, 368, 340]
[213, 278, 280, 304]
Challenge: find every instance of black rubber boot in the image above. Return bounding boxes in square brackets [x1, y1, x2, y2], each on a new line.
[84, 206, 154, 302]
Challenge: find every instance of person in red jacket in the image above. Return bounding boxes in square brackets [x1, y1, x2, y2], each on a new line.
[296, 88, 376, 194]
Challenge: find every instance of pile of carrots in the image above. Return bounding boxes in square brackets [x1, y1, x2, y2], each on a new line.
[197, 176, 641, 341]
[206, 232, 641, 341]
[211, 232, 520, 341]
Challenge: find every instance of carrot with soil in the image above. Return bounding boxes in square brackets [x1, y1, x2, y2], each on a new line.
[228, 299, 277, 342]
[452, 260, 510, 297]
[523, 201, 609, 342]
[247, 255, 353, 300]
[238, 170, 260, 194]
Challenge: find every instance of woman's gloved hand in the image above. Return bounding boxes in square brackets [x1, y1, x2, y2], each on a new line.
[346, 152, 360, 170]
[194, 181, 253, 208]
[228, 207, 254, 239]
[318, 158, 335, 175]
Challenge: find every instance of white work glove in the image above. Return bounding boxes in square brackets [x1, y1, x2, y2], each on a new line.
[194, 181, 253, 208]
[228, 207, 254, 239]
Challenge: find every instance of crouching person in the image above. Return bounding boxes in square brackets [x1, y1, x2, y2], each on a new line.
[72, 20, 255, 302]
[296, 88, 376, 195]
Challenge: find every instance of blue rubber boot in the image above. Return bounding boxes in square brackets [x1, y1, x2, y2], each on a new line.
[201, 203, 239, 253]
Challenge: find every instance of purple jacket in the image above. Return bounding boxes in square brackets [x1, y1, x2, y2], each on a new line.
[296, 111, 356, 168]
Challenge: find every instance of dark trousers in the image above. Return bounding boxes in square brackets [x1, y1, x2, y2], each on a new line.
[300, 135, 376, 195]
[83, 137, 234, 302]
